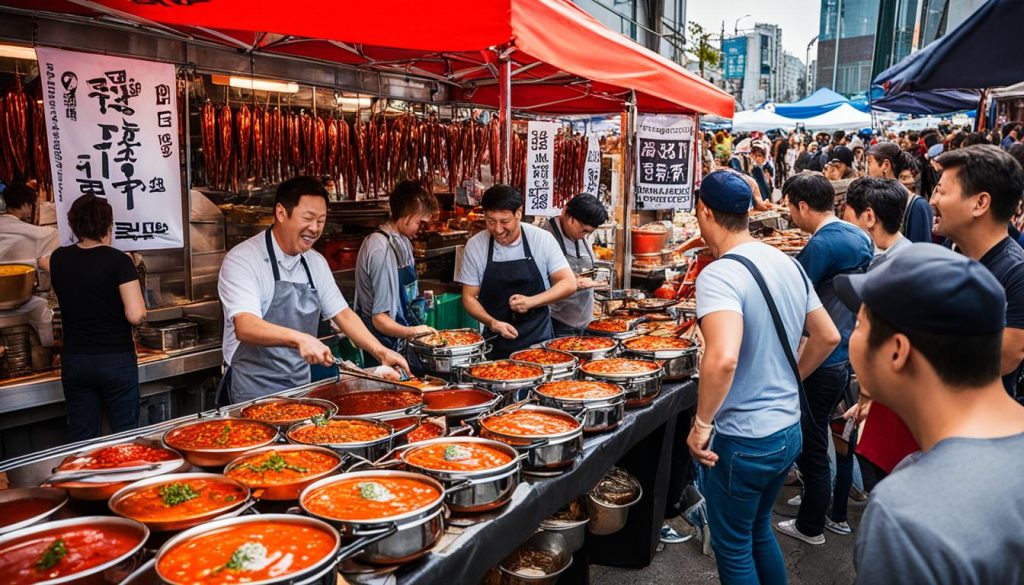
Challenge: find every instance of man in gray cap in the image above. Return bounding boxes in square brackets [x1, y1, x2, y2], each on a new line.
[836, 244, 1024, 585]
[687, 169, 840, 583]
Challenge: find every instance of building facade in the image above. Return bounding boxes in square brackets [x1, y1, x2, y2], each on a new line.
[816, 0, 879, 97]
[781, 53, 807, 103]
[573, 0, 688, 64]
[721, 23, 785, 110]
[873, 0, 989, 77]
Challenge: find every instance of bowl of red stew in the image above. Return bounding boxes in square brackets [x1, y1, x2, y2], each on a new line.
[155, 514, 340, 585]
[421, 385, 501, 424]
[307, 384, 423, 419]
[382, 416, 447, 446]
[479, 405, 584, 472]
[0, 488, 68, 536]
[163, 418, 280, 468]
[239, 397, 337, 429]
[224, 445, 343, 501]
[543, 336, 619, 360]
[50, 441, 187, 500]
[534, 380, 627, 434]
[109, 472, 251, 532]
[580, 358, 665, 408]
[461, 360, 547, 397]
[400, 437, 522, 513]
[299, 470, 446, 564]
[510, 348, 580, 381]
[0, 516, 148, 584]
[286, 416, 395, 460]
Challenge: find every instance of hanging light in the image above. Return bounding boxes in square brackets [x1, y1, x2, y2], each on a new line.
[212, 74, 299, 93]
[335, 93, 373, 110]
[0, 44, 37, 61]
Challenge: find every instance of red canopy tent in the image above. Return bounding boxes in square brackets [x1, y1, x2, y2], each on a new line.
[0, 0, 733, 117]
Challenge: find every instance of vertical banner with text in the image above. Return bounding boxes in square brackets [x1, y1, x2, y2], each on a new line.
[581, 136, 602, 197]
[524, 121, 559, 217]
[37, 47, 184, 250]
[634, 114, 696, 211]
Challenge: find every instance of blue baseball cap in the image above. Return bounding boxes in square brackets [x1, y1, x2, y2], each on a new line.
[699, 170, 752, 213]
[835, 244, 1006, 336]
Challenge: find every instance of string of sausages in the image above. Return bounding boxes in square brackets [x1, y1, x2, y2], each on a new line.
[0, 76, 52, 191]
[198, 105, 589, 203]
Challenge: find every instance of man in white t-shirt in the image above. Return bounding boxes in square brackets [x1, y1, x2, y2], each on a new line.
[687, 169, 839, 583]
[218, 176, 408, 404]
[456, 184, 575, 358]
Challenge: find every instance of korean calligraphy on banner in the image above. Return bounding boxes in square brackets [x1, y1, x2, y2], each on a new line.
[525, 121, 559, 217]
[581, 136, 602, 196]
[36, 47, 184, 250]
[634, 114, 696, 211]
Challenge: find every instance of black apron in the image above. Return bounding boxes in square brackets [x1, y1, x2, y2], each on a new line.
[478, 230, 553, 359]
[548, 217, 595, 332]
[216, 229, 322, 406]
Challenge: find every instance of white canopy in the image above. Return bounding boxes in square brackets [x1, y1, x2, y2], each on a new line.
[732, 108, 797, 132]
[800, 103, 872, 131]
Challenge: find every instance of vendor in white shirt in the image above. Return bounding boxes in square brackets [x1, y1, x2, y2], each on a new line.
[457, 185, 576, 359]
[0, 182, 58, 274]
[217, 176, 409, 404]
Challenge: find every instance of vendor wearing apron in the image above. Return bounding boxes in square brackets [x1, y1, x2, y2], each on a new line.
[543, 194, 609, 337]
[457, 184, 576, 359]
[217, 176, 409, 405]
[354, 180, 438, 370]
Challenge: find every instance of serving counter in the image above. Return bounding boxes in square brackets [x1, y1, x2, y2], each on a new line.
[0, 374, 697, 584]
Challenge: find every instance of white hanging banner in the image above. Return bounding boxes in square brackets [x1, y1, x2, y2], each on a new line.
[634, 114, 696, 210]
[37, 47, 184, 250]
[581, 136, 602, 196]
[524, 121, 559, 217]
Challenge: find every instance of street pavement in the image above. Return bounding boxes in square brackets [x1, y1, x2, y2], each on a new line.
[592, 483, 865, 585]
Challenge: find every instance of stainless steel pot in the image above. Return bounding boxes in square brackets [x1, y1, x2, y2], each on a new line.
[108, 472, 253, 532]
[542, 337, 620, 361]
[420, 385, 502, 427]
[621, 338, 700, 381]
[0, 516, 149, 584]
[398, 437, 525, 513]
[580, 360, 665, 409]
[223, 444, 345, 500]
[299, 470, 450, 565]
[459, 360, 547, 403]
[587, 485, 644, 535]
[0, 487, 68, 535]
[498, 530, 574, 585]
[533, 381, 626, 433]
[479, 405, 584, 472]
[509, 348, 580, 382]
[235, 397, 338, 430]
[0, 263, 36, 310]
[305, 379, 424, 420]
[163, 417, 280, 468]
[49, 439, 189, 500]
[539, 502, 590, 554]
[286, 417, 397, 461]
[153, 514, 341, 585]
[408, 328, 490, 375]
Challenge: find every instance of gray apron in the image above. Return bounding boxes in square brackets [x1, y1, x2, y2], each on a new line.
[221, 229, 322, 404]
[547, 217, 595, 331]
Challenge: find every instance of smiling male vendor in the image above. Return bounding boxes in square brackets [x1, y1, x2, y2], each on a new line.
[458, 184, 577, 358]
[218, 176, 409, 404]
[354, 180, 438, 360]
[542, 193, 608, 337]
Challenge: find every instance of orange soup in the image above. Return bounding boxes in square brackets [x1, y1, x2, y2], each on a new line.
[303, 477, 441, 521]
[241, 400, 330, 423]
[483, 410, 580, 437]
[582, 358, 660, 375]
[405, 442, 513, 472]
[538, 380, 622, 400]
[157, 521, 337, 584]
[0, 524, 141, 584]
[288, 418, 389, 445]
[113, 478, 246, 523]
[165, 420, 276, 450]
[226, 450, 339, 487]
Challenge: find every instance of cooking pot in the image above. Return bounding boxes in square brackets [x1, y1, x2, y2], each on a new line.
[542, 337, 620, 361]
[163, 417, 280, 468]
[620, 336, 701, 381]
[459, 360, 548, 404]
[509, 348, 580, 382]
[398, 437, 525, 513]
[223, 444, 345, 500]
[0, 263, 36, 310]
[533, 380, 626, 433]
[630, 225, 669, 254]
[421, 385, 502, 427]
[478, 404, 584, 473]
[236, 397, 338, 430]
[108, 472, 254, 532]
[48, 440, 189, 500]
[408, 328, 490, 375]
[580, 359, 665, 408]
[286, 416, 397, 461]
[0, 487, 68, 535]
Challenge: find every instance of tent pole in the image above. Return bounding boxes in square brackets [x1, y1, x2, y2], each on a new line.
[499, 55, 512, 183]
[622, 91, 637, 290]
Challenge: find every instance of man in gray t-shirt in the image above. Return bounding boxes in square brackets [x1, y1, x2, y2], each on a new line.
[834, 244, 1024, 585]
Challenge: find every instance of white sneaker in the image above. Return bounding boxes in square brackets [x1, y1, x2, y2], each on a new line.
[776, 519, 825, 545]
[824, 517, 852, 535]
[787, 494, 802, 506]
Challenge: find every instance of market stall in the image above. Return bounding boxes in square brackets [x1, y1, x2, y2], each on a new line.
[0, 0, 733, 582]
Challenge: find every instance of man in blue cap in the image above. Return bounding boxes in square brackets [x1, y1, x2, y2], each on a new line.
[835, 244, 1024, 585]
[687, 169, 840, 584]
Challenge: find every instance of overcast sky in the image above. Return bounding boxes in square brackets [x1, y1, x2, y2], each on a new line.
[686, 0, 823, 62]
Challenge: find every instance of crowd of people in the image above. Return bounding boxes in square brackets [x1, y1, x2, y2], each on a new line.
[689, 126, 1024, 584]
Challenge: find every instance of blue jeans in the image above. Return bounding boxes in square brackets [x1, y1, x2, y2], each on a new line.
[61, 352, 140, 442]
[703, 422, 802, 585]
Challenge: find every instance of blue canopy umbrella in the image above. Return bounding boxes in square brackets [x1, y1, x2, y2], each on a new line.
[772, 87, 850, 118]
[873, 0, 1024, 92]
[872, 88, 983, 115]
